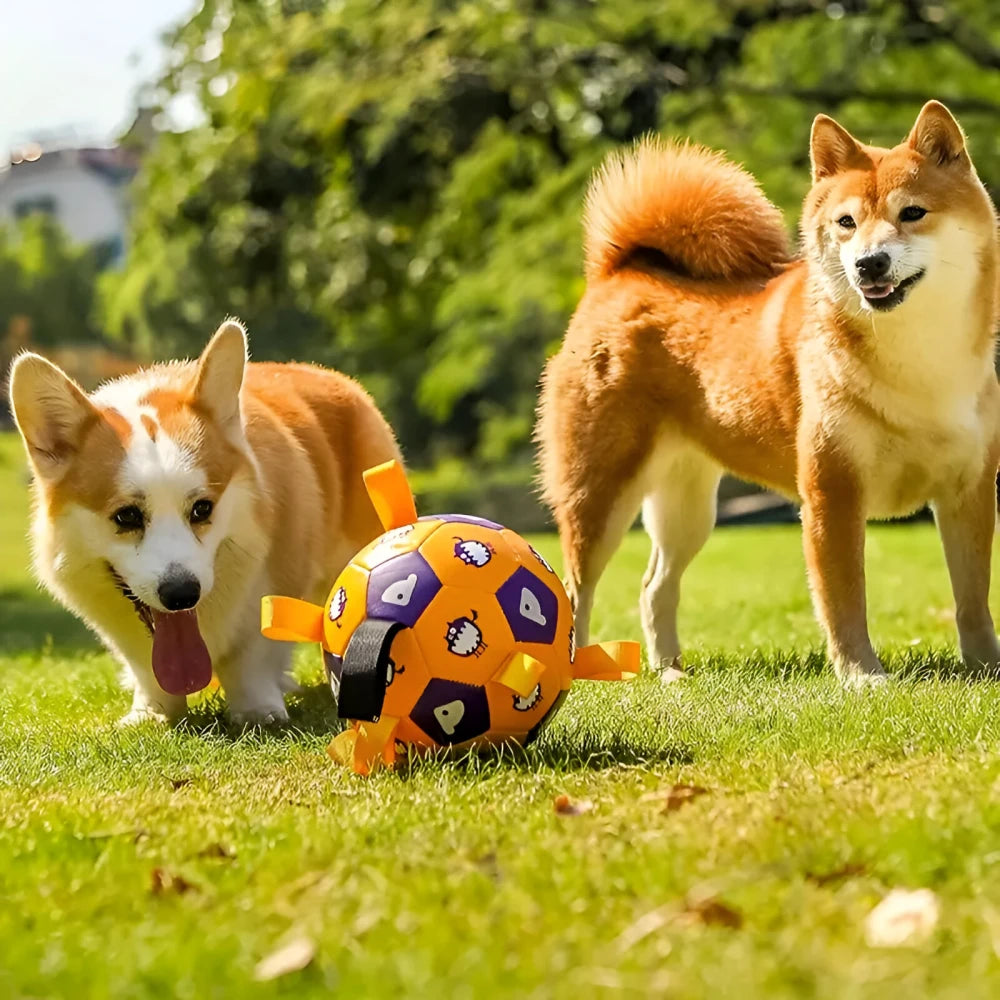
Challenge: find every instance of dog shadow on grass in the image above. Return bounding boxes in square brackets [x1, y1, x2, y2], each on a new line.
[0, 585, 97, 655]
[695, 645, 984, 684]
[177, 681, 693, 771]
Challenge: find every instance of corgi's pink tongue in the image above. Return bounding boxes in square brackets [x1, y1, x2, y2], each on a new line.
[151, 609, 212, 695]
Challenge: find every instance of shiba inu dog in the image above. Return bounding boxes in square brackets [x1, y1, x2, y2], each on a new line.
[9, 320, 401, 723]
[537, 101, 1000, 684]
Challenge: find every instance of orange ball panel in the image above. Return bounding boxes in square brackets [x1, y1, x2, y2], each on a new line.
[484, 664, 563, 737]
[352, 520, 441, 571]
[501, 531, 560, 581]
[381, 627, 432, 719]
[321, 563, 370, 657]
[412, 585, 515, 685]
[417, 522, 519, 592]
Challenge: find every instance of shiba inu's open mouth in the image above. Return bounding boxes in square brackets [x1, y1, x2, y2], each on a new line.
[107, 563, 212, 696]
[860, 269, 925, 311]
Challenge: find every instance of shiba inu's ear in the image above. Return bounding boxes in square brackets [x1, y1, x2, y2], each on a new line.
[810, 115, 865, 182]
[908, 101, 969, 168]
[8, 353, 97, 479]
[194, 318, 247, 427]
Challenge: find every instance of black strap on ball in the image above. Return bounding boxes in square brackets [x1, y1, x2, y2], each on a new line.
[338, 619, 405, 722]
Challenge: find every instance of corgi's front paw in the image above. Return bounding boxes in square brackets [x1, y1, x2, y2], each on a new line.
[229, 703, 289, 727]
[117, 707, 174, 727]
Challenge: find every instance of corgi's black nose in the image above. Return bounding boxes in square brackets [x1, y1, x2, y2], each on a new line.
[856, 252, 891, 280]
[158, 566, 201, 611]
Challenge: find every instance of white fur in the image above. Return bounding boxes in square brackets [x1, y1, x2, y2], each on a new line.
[33, 364, 289, 725]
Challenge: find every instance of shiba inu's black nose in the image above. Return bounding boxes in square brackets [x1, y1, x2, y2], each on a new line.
[158, 566, 201, 611]
[856, 252, 891, 280]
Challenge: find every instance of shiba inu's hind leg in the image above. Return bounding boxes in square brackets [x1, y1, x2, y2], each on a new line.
[537, 368, 657, 648]
[558, 471, 648, 649]
[933, 462, 1000, 671]
[640, 448, 722, 678]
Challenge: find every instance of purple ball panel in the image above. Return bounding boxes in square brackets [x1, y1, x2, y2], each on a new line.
[366, 551, 442, 627]
[496, 565, 559, 644]
[420, 513, 503, 530]
[410, 678, 491, 745]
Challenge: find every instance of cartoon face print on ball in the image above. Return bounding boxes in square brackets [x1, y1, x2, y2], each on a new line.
[513, 683, 542, 712]
[453, 538, 493, 567]
[328, 586, 347, 624]
[445, 610, 487, 658]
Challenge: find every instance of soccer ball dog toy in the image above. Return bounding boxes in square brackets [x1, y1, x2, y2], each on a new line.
[260, 461, 640, 774]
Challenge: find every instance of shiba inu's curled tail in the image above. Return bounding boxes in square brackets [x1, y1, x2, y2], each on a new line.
[583, 138, 791, 282]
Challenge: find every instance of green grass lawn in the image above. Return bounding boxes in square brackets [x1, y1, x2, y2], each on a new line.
[5, 430, 1000, 999]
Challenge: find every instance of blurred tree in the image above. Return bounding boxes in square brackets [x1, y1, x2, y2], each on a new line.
[105, 0, 1000, 482]
[0, 215, 111, 349]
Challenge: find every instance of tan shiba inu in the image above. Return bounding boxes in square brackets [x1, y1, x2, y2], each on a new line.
[9, 320, 401, 722]
[537, 102, 1000, 684]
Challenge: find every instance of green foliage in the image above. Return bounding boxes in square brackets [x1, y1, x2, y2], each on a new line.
[0, 215, 110, 349]
[104, 0, 1000, 471]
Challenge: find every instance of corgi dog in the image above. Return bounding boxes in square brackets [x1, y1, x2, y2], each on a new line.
[537, 101, 1000, 684]
[9, 320, 401, 723]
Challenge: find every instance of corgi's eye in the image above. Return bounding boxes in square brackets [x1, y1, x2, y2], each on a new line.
[112, 506, 144, 532]
[190, 499, 214, 524]
[837, 215, 856, 229]
[900, 206, 927, 222]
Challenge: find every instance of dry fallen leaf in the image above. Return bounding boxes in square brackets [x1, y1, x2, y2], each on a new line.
[864, 888, 939, 948]
[150, 867, 198, 895]
[662, 784, 709, 813]
[805, 862, 867, 887]
[554, 794, 594, 816]
[679, 894, 743, 929]
[193, 842, 236, 860]
[253, 936, 316, 981]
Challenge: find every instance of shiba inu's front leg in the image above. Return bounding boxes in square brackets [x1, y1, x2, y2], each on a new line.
[799, 452, 885, 684]
[216, 634, 292, 725]
[933, 465, 1000, 670]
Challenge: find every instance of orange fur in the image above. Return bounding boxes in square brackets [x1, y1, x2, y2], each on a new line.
[583, 138, 792, 282]
[538, 102, 1000, 684]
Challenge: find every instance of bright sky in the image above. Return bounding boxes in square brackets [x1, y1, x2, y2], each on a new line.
[0, 0, 198, 154]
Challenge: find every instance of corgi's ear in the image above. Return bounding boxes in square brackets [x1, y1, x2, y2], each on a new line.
[8, 353, 98, 479]
[193, 318, 247, 428]
[908, 101, 969, 168]
[810, 115, 866, 182]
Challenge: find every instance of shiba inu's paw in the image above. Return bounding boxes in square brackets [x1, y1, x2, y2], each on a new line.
[117, 707, 175, 727]
[839, 667, 889, 690]
[958, 630, 1000, 675]
[656, 664, 687, 684]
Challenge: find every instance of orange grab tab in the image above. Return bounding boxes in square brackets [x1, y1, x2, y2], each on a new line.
[260, 595, 325, 644]
[572, 641, 641, 682]
[363, 460, 418, 532]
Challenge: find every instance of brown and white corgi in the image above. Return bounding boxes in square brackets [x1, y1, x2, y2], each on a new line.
[9, 320, 401, 722]
[537, 101, 1000, 684]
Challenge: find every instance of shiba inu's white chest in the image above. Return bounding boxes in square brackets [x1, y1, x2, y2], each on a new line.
[838, 367, 993, 519]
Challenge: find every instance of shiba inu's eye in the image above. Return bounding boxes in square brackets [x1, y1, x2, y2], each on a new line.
[190, 499, 214, 524]
[112, 505, 144, 532]
[899, 206, 927, 222]
[836, 215, 856, 229]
